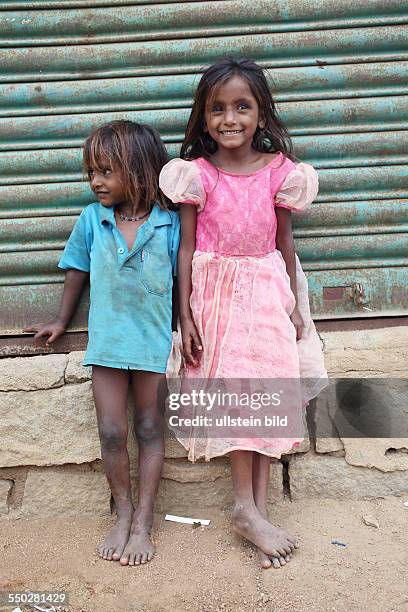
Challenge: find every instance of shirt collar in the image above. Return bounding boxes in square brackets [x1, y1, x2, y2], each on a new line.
[98, 202, 172, 227]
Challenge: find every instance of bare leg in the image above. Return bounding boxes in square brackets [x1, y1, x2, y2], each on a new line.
[92, 366, 133, 561]
[230, 450, 297, 564]
[119, 371, 165, 566]
[252, 453, 297, 569]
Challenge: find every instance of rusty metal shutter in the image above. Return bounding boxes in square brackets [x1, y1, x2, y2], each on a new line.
[0, 0, 407, 343]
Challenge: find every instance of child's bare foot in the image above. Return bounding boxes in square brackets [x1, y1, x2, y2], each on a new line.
[97, 508, 133, 561]
[232, 503, 298, 568]
[119, 506, 155, 566]
[255, 505, 296, 569]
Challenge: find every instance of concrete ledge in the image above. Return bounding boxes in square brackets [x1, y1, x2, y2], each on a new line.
[290, 452, 408, 500]
[20, 465, 111, 518]
[321, 327, 408, 377]
[0, 382, 100, 467]
[1, 325, 407, 518]
[0, 354, 67, 391]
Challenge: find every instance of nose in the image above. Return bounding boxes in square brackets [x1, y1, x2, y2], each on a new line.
[224, 108, 236, 125]
[90, 172, 102, 189]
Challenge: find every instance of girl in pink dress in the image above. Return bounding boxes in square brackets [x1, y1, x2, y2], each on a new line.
[160, 58, 327, 569]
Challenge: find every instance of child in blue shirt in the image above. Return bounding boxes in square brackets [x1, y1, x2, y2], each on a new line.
[24, 121, 180, 566]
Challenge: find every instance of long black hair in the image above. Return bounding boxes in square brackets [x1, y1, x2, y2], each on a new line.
[181, 57, 293, 161]
[83, 120, 169, 210]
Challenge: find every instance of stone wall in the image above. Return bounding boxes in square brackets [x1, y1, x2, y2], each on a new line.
[1, 327, 407, 518]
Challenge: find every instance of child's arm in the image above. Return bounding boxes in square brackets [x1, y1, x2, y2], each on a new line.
[275, 207, 304, 340]
[178, 204, 202, 366]
[23, 269, 88, 345]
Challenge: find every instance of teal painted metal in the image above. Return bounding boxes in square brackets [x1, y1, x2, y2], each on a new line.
[2, 97, 408, 149]
[0, 0, 407, 336]
[1, 25, 408, 82]
[2, 63, 407, 117]
[1, 0, 407, 47]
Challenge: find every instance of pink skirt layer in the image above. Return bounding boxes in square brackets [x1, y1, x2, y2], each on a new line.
[167, 250, 328, 461]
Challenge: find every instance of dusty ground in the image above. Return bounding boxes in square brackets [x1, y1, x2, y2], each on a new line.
[1, 496, 407, 612]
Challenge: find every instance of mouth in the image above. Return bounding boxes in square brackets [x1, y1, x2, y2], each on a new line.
[219, 130, 243, 136]
[95, 191, 110, 197]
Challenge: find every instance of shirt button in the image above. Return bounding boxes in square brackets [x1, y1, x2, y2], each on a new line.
[117, 247, 125, 254]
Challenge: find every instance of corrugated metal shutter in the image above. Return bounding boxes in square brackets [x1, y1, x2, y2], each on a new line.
[1, 0, 407, 340]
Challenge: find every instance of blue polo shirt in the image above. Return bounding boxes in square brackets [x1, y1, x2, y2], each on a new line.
[59, 202, 180, 373]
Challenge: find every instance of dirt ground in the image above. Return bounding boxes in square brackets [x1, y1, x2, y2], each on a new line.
[1, 496, 407, 612]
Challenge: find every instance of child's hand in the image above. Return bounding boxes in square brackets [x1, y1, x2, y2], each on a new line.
[23, 321, 66, 346]
[290, 306, 304, 341]
[181, 317, 202, 367]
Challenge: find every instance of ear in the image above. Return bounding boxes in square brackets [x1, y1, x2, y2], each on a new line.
[203, 124, 208, 132]
[258, 117, 266, 129]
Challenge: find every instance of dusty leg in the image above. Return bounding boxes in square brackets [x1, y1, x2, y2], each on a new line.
[119, 371, 165, 566]
[230, 450, 296, 563]
[252, 453, 298, 568]
[93, 366, 133, 561]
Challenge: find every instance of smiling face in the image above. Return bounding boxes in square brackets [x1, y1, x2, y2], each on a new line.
[204, 75, 264, 153]
[88, 160, 127, 208]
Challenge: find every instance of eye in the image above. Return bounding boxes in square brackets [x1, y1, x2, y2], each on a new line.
[103, 168, 112, 176]
[211, 104, 223, 113]
[88, 169, 94, 178]
[237, 103, 250, 110]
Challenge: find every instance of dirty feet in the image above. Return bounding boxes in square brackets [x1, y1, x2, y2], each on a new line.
[232, 503, 298, 568]
[120, 507, 155, 566]
[255, 505, 296, 569]
[97, 508, 133, 561]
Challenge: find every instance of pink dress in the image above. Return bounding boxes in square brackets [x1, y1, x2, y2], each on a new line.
[160, 153, 327, 461]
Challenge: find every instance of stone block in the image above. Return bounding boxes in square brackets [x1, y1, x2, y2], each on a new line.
[21, 466, 111, 517]
[0, 382, 101, 467]
[65, 351, 91, 383]
[0, 354, 67, 391]
[343, 438, 408, 472]
[321, 327, 408, 377]
[162, 459, 230, 482]
[290, 452, 408, 500]
[156, 477, 234, 515]
[315, 437, 344, 454]
[155, 458, 283, 513]
[0, 479, 12, 515]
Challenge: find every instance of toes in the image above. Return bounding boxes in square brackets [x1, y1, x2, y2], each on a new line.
[140, 552, 148, 564]
[106, 547, 115, 561]
[119, 553, 129, 566]
[279, 556, 286, 566]
[128, 553, 136, 566]
[285, 555, 291, 562]
[112, 551, 121, 561]
[272, 557, 281, 569]
[134, 553, 142, 566]
[258, 549, 272, 569]
[147, 550, 154, 562]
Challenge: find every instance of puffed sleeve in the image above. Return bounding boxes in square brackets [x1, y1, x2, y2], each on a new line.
[159, 158, 206, 212]
[275, 162, 318, 212]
